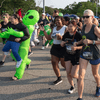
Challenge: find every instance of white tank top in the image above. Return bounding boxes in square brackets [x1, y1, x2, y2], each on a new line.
[51, 25, 67, 44]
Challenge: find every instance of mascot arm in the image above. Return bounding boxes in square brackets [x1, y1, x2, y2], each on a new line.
[12, 31, 24, 37]
[7, 28, 24, 37]
[0, 31, 10, 38]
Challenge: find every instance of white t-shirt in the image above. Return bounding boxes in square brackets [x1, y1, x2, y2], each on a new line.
[51, 25, 67, 44]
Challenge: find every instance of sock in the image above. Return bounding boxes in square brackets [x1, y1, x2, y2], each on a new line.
[58, 76, 61, 80]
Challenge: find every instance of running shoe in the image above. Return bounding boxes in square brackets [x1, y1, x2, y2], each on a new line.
[16, 59, 22, 68]
[53, 78, 63, 85]
[95, 87, 100, 97]
[0, 61, 5, 66]
[41, 46, 45, 50]
[68, 86, 75, 94]
[28, 52, 33, 57]
[37, 42, 40, 45]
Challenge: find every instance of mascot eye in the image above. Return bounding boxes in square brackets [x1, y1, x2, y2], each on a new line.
[26, 12, 29, 15]
[28, 16, 34, 19]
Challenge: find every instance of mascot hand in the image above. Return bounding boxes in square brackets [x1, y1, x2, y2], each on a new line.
[0, 31, 10, 38]
[7, 28, 15, 34]
[7, 28, 24, 37]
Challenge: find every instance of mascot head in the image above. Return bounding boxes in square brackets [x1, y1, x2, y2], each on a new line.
[22, 10, 39, 25]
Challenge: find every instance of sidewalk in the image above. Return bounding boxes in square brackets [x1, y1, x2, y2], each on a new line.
[0, 43, 99, 100]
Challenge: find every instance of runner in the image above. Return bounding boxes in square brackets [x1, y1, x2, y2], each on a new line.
[2, 14, 30, 70]
[74, 9, 100, 100]
[38, 13, 50, 50]
[76, 17, 82, 34]
[40, 16, 67, 85]
[61, 21, 82, 94]
[0, 13, 11, 66]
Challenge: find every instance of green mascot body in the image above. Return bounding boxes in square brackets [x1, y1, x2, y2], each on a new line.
[0, 10, 39, 79]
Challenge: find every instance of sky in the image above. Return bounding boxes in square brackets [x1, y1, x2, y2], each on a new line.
[35, 0, 88, 9]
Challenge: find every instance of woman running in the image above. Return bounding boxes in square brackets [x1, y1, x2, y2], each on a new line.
[40, 16, 67, 85]
[61, 21, 82, 94]
[0, 13, 11, 66]
[75, 9, 100, 100]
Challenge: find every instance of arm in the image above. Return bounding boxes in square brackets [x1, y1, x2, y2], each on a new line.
[82, 26, 100, 45]
[60, 41, 66, 47]
[77, 22, 82, 30]
[74, 39, 83, 46]
[7, 28, 24, 37]
[0, 31, 10, 38]
[71, 45, 83, 51]
[40, 25, 52, 40]
[94, 26, 100, 39]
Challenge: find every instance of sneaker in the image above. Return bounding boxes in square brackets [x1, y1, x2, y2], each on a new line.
[37, 42, 40, 45]
[0, 61, 5, 66]
[16, 59, 22, 68]
[77, 98, 83, 100]
[41, 46, 45, 50]
[53, 78, 63, 85]
[95, 87, 100, 97]
[28, 52, 33, 57]
[68, 86, 75, 94]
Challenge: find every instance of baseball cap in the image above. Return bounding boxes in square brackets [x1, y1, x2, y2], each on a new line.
[42, 13, 46, 16]
[76, 17, 80, 19]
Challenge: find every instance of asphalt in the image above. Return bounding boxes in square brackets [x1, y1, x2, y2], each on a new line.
[0, 41, 100, 100]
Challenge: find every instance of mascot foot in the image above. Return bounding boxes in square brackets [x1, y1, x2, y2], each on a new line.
[26, 64, 30, 69]
[11, 76, 18, 81]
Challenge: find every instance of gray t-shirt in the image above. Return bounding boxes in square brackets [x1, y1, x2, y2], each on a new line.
[81, 24, 100, 60]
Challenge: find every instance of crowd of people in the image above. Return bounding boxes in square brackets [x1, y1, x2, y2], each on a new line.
[0, 9, 100, 100]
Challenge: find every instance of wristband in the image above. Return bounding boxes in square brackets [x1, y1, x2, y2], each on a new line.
[93, 40, 95, 45]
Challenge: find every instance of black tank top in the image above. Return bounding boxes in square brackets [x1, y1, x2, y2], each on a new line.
[81, 24, 100, 60]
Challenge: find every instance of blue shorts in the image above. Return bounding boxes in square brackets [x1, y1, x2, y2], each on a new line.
[80, 55, 100, 65]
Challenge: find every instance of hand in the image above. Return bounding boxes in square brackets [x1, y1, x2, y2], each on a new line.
[40, 21, 43, 24]
[40, 26, 45, 31]
[7, 28, 14, 34]
[15, 38, 21, 42]
[56, 33, 62, 40]
[73, 42, 78, 46]
[71, 46, 77, 51]
[61, 41, 66, 47]
[83, 39, 92, 45]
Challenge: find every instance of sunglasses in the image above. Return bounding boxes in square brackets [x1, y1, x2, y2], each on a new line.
[83, 16, 91, 19]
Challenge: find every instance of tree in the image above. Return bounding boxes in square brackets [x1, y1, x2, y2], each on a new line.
[0, 0, 36, 15]
[90, 0, 99, 3]
[76, 1, 97, 16]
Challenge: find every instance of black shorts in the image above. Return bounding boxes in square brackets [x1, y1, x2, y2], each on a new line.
[64, 54, 80, 66]
[50, 44, 65, 58]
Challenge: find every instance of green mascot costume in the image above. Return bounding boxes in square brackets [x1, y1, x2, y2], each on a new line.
[0, 10, 39, 80]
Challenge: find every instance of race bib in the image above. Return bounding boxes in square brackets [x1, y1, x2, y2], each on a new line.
[83, 51, 93, 60]
[82, 46, 93, 60]
[65, 44, 76, 54]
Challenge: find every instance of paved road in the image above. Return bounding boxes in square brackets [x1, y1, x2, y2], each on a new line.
[0, 42, 99, 100]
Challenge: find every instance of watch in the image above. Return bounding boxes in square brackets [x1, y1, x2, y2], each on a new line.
[93, 40, 95, 45]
